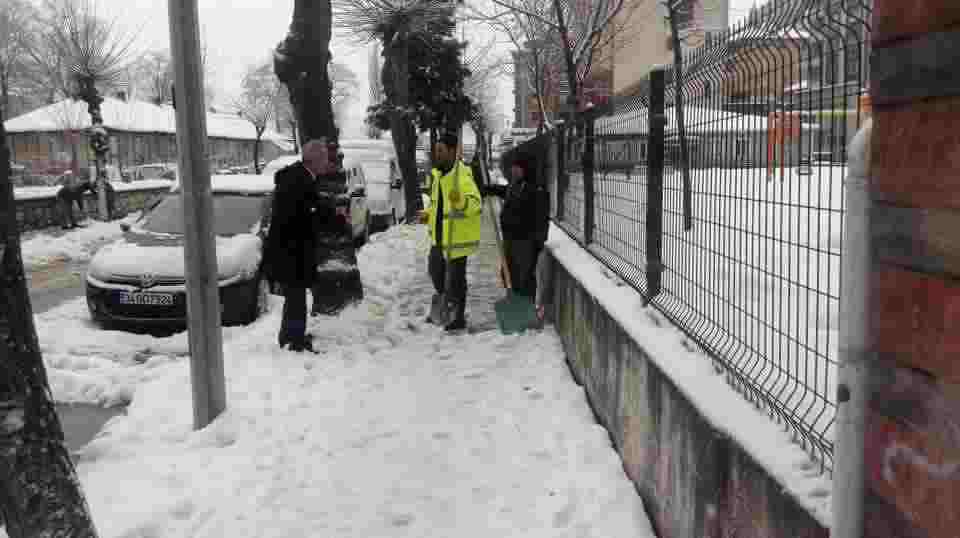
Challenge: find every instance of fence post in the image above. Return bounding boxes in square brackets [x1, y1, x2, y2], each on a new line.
[556, 123, 567, 221]
[645, 66, 667, 302]
[583, 113, 596, 244]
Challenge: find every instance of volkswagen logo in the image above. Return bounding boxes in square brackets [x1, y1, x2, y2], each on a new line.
[139, 272, 158, 289]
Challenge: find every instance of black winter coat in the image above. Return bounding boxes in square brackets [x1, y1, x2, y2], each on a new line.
[482, 179, 550, 244]
[263, 163, 328, 288]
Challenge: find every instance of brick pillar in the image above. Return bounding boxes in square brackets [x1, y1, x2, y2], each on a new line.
[865, 2, 960, 537]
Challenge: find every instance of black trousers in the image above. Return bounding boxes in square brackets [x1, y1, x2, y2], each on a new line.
[280, 285, 307, 341]
[59, 198, 80, 227]
[512, 244, 542, 299]
[428, 246, 468, 320]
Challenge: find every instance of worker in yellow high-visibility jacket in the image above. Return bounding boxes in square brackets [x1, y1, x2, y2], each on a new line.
[417, 131, 483, 331]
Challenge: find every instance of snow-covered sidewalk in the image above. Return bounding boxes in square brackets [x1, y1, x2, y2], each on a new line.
[27, 224, 655, 537]
[20, 212, 141, 270]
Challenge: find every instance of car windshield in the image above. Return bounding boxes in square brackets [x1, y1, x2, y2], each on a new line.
[140, 193, 266, 236]
[364, 162, 390, 183]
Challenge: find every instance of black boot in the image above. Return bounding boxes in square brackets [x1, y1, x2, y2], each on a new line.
[289, 334, 316, 353]
[444, 317, 467, 332]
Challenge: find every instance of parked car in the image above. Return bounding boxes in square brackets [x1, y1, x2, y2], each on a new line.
[84, 174, 275, 329]
[132, 163, 177, 181]
[260, 154, 371, 247]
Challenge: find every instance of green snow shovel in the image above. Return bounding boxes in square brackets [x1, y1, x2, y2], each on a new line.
[487, 196, 540, 335]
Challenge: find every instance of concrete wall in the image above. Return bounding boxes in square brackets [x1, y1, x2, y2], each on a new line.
[543, 259, 829, 538]
[15, 185, 170, 232]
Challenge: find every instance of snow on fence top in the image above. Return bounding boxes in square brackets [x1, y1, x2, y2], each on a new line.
[4, 98, 292, 149]
[595, 105, 820, 137]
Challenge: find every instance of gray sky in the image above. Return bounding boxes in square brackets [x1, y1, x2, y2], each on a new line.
[95, 0, 760, 137]
[94, 0, 514, 138]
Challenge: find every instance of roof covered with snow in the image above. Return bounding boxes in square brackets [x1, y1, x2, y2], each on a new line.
[4, 98, 293, 150]
[595, 105, 819, 136]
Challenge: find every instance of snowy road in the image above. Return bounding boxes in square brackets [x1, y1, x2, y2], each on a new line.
[16, 224, 655, 537]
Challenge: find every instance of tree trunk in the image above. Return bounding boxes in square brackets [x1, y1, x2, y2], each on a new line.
[552, 0, 580, 129]
[386, 40, 420, 222]
[77, 84, 110, 221]
[274, 0, 338, 145]
[668, 10, 693, 231]
[0, 100, 99, 538]
[289, 119, 299, 154]
[254, 132, 262, 174]
[1, 72, 9, 118]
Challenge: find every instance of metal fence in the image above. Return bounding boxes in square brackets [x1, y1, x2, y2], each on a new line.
[543, 0, 871, 472]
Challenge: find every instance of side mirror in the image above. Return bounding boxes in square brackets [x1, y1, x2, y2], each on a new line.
[352, 187, 366, 198]
[120, 222, 131, 232]
[391, 180, 402, 189]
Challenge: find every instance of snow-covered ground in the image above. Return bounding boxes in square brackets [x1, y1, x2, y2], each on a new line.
[20, 212, 143, 270]
[562, 165, 843, 443]
[21, 225, 655, 538]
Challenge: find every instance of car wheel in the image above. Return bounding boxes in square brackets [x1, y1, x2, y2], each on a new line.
[245, 274, 270, 324]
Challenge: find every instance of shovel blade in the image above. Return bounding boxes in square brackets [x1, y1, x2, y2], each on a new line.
[494, 294, 539, 334]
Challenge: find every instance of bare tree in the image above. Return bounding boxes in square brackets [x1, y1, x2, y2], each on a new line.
[127, 49, 173, 104]
[330, 60, 359, 122]
[0, 0, 42, 118]
[474, 0, 633, 125]
[0, 102, 99, 538]
[334, 0, 460, 222]
[235, 60, 282, 173]
[662, 0, 702, 231]
[469, 0, 558, 130]
[27, 0, 136, 220]
[463, 40, 507, 166]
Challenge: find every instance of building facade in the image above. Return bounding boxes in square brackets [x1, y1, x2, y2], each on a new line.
[5, 97, 292, 177]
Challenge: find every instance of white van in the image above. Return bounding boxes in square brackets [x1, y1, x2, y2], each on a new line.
[339, 139, 405, 231]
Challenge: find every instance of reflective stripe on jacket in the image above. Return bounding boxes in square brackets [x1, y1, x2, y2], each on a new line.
[426, 161, 482, 260]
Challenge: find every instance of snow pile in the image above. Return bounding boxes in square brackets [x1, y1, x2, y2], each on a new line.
[20, 212, 142, 269]
[25, 224, 655, 538]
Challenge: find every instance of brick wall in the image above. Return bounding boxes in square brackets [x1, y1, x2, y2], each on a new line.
[866, 2, 960, 536]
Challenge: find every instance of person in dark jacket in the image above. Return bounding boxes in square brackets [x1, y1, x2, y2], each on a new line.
[263, 139, 340, 352]
[481, 155, 550, 303]
[56, 173, 95, 229]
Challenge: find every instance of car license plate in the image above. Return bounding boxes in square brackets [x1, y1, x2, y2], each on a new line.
[116, 291, 174, 306]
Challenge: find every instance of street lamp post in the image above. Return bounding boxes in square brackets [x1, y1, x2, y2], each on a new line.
[167, 0, 226, 430]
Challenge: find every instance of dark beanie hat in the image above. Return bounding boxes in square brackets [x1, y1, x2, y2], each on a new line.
[439, 131, 459, 147]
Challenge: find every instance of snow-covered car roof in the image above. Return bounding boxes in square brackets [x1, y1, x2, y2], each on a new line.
[169, 174, 274, 194]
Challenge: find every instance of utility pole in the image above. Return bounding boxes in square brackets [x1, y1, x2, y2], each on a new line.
[167, 0, 226, 430]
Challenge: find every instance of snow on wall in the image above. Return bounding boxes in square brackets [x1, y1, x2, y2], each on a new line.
[544, 222, 833, 529]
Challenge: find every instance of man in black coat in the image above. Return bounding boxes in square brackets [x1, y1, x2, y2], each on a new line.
[263, 139, 343, 352]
